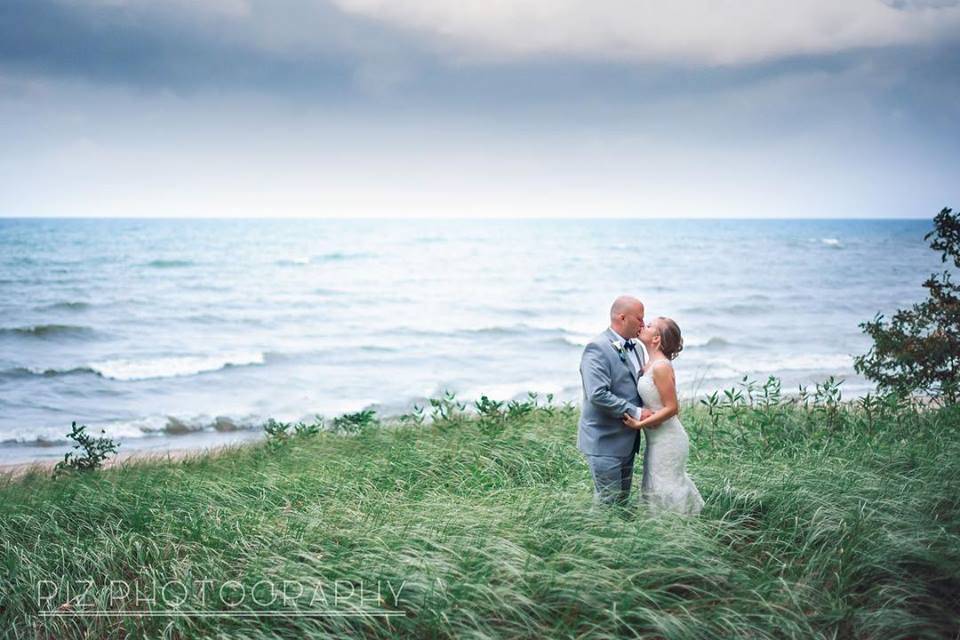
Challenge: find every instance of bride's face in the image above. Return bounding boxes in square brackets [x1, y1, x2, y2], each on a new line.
[638, 320, 661, 350]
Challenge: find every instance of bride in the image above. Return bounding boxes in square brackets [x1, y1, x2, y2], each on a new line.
[622, 317, 704, 516]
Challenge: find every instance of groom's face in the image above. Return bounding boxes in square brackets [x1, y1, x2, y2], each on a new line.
[623, 304, 645, 339]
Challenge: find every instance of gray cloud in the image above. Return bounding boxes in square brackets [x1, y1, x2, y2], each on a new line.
[330, 0, 960, 65]
[6, 0, 960, 95]
[0, 0, 421, 96]
[1, 0, 957, 218]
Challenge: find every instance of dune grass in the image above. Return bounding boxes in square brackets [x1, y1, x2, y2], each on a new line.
[1, 385, 959, 639]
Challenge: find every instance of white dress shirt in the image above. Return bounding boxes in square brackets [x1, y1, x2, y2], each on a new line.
[608, 327, 643, 376]
[608, 327, 645, 419]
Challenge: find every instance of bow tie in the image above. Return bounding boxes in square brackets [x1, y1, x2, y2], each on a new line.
[623, 340, 636, 351]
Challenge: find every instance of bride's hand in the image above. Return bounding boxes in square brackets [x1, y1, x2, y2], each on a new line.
[622, 413, 644, 430]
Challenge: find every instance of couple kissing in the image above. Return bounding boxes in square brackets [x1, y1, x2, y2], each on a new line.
[578, 295, 704, 515]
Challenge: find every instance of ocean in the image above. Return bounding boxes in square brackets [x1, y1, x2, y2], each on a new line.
[0, 218, 939, 464]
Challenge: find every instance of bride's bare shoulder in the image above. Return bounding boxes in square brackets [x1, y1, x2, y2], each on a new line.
[650, 359, 675, 379]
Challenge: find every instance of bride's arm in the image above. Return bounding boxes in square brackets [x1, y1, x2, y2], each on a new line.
[622, 364, 679, 430]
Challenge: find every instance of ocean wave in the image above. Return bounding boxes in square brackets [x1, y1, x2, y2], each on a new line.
[820, 238, 843, 248]
[458, 381, 572, 402]
[0, 435, 70, 447]
[691, 354, 854, 379]
[467, 325, 536, 336]
[549, 333, 592, 348]
[556, 332, 729, 350]
[0, 324, 96, 339]
[463, 322, 590, 338]
[144, 259, 195, 268]
[89, 352, 266, 381]
[275, 252, 371, 266]
[680, 302, 771, 316]
[182, 313, 265, 327]
[36, 301, 92, 312]
[275, 257, 312, 266]
[685, 336, 732, 350]
[758, 354, 853, 372]
[0, 414, 262, 445]
[155, 415, 258, 435]
[357, 345, 397, 353]
[315, 251, 372, 262]
[0, 366, 99, 381]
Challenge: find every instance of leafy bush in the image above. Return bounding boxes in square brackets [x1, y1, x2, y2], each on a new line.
[330, 408, 378, 434]
[52, 422, 119, 478]
[506, 392, 540, 419]
[293, 418, 322, 437]
[474, 394, 504, 418]
[474, 395, 506, 435]
[263, 418, 293, 449]
[429, 390, 466, 426]
[855, 207, 960, 403]
[399, 403, 426, 426]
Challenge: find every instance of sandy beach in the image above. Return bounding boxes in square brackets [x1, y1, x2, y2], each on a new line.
[0, 442, 253, 479]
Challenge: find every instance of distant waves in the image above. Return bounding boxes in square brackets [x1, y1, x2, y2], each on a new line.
[90, 352, 266, 381]
[0, 324, 97, 339]
[0, 217, 936, 461]
[1, 414, 265, 447]
[0, 352, 267, 382]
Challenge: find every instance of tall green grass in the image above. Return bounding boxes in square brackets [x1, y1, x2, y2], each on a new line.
[1, 384, 959, 639]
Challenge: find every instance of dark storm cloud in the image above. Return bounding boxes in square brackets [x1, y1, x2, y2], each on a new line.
[2, 0, 959, 122]
[0, 0, 392, 96]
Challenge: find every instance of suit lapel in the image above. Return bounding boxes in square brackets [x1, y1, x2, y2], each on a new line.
[606, 329, 639, 386]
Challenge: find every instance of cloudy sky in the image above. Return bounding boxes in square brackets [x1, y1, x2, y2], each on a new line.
[1, 0, 958, 218]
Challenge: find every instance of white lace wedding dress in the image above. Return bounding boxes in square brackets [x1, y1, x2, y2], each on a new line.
[637, 360, 705, 516]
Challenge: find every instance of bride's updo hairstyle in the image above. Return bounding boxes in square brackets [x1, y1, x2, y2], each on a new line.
[657, 317, 684, 360]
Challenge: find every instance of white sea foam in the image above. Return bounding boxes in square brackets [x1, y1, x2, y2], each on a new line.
[459, 381, 568, 402]
[311, 397, 381, 417]
[1, 416, 164, 445]
[89, 352, 265, 381]
[561, 333, 591, 347]
[690, 354, 854, 380]
[684, 336, 731, 349]
[821, 238, 843, 247]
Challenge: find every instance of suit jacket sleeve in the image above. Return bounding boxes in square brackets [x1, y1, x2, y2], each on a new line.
[580, 342, 639, 419]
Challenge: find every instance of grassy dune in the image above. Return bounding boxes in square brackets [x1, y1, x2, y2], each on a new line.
[1, 388, 959, 639]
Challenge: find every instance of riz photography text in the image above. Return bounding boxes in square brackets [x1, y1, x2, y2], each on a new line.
[36, 578, 407, 612]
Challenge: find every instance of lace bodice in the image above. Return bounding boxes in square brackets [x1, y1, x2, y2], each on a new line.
[636, 359, 673, 412]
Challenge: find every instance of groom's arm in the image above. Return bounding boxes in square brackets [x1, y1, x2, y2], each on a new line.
[580, 343, 640, 419]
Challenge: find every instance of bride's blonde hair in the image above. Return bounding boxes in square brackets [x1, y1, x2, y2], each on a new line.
[657, 317, 684, 360]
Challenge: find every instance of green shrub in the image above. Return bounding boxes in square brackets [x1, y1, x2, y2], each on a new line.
[855, 207, 960, 403]
[330, 408, 378, 434]
[263, 418, 293, 449]
[52, 422, 119, 478]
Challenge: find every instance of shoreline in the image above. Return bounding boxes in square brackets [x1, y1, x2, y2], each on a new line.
[0, 439, 258, 478]
[0, 386, 932, 470]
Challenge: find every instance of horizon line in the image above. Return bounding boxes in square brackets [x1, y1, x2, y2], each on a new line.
[0, 215, 940, 221]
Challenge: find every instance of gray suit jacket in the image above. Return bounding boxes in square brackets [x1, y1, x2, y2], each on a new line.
[577, 328, 644, 457]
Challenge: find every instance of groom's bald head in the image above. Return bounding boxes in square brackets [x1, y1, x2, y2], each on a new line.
[610, 296, 645, 340]
[610, 296, 643, 320]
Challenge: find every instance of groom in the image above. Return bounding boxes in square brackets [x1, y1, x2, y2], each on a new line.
[578, 295, 651, 506]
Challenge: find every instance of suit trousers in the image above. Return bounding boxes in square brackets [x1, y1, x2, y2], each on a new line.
[585, 452, 636, 506]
